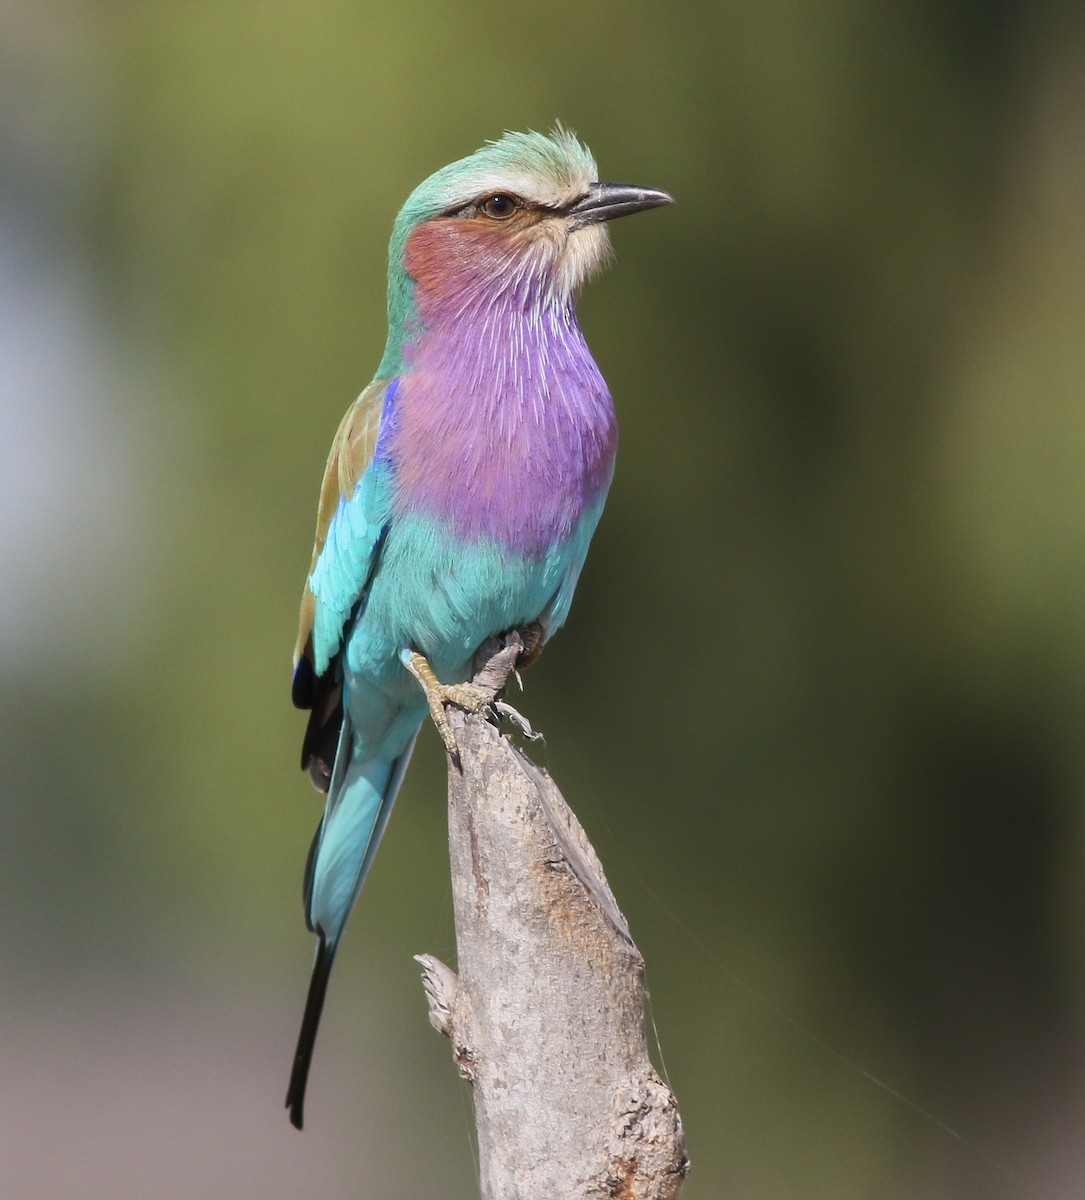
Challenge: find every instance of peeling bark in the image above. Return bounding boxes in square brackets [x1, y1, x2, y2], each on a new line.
[417, 638, 689, 1199]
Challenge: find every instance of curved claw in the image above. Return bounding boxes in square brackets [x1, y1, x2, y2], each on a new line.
[401, 650, 498, 761]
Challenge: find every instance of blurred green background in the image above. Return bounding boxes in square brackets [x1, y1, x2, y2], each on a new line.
[3, 1, 1085, 1196]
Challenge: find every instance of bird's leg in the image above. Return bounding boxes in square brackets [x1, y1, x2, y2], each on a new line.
[401, 649, 499, 761]
[480, 624, 546, 741]
[515, 621, 546, 672]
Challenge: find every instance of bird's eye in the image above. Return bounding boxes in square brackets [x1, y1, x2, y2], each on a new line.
[480, 194, 517, 219]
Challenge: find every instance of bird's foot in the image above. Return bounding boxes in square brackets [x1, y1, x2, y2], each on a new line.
[401, 650, 498, 761]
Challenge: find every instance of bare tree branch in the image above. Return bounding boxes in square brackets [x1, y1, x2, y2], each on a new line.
[417, 637, 689, 1199]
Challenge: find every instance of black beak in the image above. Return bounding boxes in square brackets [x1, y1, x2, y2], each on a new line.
[564, 182, 675, 230]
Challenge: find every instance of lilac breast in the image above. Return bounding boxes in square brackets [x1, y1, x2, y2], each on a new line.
[387, 271, 618, 558]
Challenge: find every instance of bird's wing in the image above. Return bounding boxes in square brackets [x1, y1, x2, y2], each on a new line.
[291, 378, 397, 783]
[293, 378, 395, 671]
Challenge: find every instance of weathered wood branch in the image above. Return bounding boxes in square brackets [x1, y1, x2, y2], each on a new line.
[416, 637, 689, 1200]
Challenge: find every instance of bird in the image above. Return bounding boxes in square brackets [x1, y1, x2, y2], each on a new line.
[285, 126, 672, 1129]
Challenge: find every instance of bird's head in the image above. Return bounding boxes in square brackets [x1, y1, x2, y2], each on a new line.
[379, 126, 672, 374]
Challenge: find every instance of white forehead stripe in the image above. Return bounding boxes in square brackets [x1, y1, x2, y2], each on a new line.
[436, 168, 591, 211]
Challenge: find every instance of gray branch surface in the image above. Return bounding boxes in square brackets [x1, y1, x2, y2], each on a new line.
[416, 637, 689, 1200]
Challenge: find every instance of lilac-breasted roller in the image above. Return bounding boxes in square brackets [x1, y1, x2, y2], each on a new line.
[286, 127, 672, 1128]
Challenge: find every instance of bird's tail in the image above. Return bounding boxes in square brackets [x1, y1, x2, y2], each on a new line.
[286, 722, 418, 1129]
[286, 932, 334, 1130]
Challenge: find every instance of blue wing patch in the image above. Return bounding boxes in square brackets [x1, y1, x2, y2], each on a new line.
[308, 460, 395, 675]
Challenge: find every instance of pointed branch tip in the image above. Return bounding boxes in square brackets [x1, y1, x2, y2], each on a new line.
[414, 953, 459, 1038]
